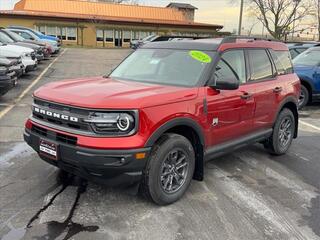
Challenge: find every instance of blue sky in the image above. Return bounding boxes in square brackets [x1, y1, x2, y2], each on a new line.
[0, 0, 249, 32]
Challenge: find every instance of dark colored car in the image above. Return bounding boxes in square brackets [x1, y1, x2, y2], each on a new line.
[2, 29, 52, 58]
[24, 37, 300, 205]
[130, 35, 202, 49]
[0, 57, 25, 78]
[0, 64, 17, 96]
[287, 42, 320, 59]
[0, 30, 44, 61]
[293, 47, 320, 108]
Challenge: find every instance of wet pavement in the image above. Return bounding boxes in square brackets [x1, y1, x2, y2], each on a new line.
[0, 48, 319, 240]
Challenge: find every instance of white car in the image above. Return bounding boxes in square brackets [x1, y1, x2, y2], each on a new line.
[0, 42, 37, 72]
[10, 29, 60, 53]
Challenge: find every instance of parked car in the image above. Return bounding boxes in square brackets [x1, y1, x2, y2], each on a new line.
[0, 57, 25, 78]
[8, 26, 61, 45]
[2, 29, 52, 58]
[0, 42, 37, 72]
[0, 64, 17, 96]
[0, 30, 44, 62]
[9, 28, 60, 54]
[24, 37, 300, 205]
[130, 35, 202, 49]
[293, 47, 320, 108]
[287, 42, 320, 59]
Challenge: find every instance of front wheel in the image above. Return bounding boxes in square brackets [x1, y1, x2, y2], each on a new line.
[140, 133, 195, 205]
[264, 109, 295, 155]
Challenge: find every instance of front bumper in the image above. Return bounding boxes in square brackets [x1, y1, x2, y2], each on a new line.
[9, 64, 24, 77]
[36, 53, 45, 61]
[0, 75, 15, 96]
[24, 127, 151, 187]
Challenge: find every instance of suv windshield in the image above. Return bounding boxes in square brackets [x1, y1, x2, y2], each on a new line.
[293, 49, 320, 66]
[110, 49, 213, 87]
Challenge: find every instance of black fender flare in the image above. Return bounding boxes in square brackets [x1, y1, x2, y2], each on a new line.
[144, 117, 205, 148]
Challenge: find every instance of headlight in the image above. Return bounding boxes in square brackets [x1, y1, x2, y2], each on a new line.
[0, 66, 8, 75]
[23, 53, 31, 58]
[84, 111, 138, 135]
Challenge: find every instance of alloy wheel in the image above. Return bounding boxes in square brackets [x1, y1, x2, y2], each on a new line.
[278, 117, 293, 148]
[160, 149, 189, 194]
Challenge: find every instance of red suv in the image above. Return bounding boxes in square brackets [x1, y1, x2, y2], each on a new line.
[24, 37, 300, 205]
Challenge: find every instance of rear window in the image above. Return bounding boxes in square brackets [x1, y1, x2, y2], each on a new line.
[270, 50, 293, 75]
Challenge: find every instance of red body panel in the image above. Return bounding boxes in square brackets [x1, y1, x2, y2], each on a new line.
[29, 40, 300, 152]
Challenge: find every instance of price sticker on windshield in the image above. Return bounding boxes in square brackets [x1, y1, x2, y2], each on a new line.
[189, 50, 212, 63]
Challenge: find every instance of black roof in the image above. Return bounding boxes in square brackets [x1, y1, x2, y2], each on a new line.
[141, 39, 221, 51]
[166, 3, 198, 10]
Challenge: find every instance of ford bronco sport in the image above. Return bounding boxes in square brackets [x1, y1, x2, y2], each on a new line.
[24, 37, 300, 205]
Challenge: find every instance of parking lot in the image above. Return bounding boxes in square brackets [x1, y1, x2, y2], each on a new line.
[0, 48, 319, 240]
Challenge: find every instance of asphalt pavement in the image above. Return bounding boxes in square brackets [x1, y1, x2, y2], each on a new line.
[0, 48, 319, 240]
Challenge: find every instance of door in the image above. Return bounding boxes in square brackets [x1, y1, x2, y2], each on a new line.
[247, 49, 280, 131]
[114, 30, 122, 47]
[206, 49, 255, 146]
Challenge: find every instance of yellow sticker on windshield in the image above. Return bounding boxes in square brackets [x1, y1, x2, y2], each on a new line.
[189, 50, 212, 63]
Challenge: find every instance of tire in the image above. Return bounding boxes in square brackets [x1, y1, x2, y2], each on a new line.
[140, 133, 195, 205]
[264, 108, 295, 155]
[298, 85, 309, 109]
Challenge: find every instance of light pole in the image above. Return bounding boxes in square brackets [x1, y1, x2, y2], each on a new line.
[238, 0, 244, 35]
[291, 0, 301, 40]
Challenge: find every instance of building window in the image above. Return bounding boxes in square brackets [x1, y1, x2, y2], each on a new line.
[46, 26, 57, 37]
[67, 27, 77, 41]
[36, 26, 46, 34]
[139, 31, 148, 39]
[96, 29, 103, 42]
[132, 31, 139, 40]
[58, 27, 66, 40]
[123, 30, 131, 43]
[105, 30, 114, 42]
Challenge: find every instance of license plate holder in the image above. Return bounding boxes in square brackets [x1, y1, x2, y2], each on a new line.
[39, 139, 58, 160]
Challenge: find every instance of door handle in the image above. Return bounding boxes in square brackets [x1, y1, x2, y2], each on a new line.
[240, 92, 253, 100]
[273, 87, 283, 93]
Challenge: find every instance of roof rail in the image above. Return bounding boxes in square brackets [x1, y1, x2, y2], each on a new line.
[221, 35, 280, 44]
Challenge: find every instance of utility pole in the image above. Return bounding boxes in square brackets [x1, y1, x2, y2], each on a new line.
[291, 0, 301, 40]
[238, 0, 244, 35]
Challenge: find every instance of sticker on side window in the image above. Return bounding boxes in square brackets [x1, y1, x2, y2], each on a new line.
[189, 50, 212, 63]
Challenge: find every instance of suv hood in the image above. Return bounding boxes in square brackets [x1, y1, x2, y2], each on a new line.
[34, 77, 199, 109]
[0, 44, 33, 57]
[294, 65, 315, 72]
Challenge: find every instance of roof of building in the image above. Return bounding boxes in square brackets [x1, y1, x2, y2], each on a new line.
[166, 3, 198, 10]
[4, 0, 221, 29]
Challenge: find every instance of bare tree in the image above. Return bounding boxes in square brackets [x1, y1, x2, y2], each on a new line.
[249, 0, 311, 40]
[310, 0, 320, 41]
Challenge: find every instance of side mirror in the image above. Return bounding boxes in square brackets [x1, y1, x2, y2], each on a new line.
[212, 77, 240, 90]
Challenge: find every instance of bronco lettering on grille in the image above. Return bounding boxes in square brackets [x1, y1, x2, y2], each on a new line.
[34, 107, 79, 123]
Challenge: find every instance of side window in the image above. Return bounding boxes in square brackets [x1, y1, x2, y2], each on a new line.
[270, 50, 293, 75]
[296, 48, 307, 54]
[290, 49, 299, 59]
[214, 50, 246, 84]
[19, 32, 32, 40]
[248, 49, 273, 81]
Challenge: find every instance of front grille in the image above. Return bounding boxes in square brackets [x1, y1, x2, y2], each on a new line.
[33, 98, 91, 132]
[32, 125, 77, 146]
[31, 52, 36, 60]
